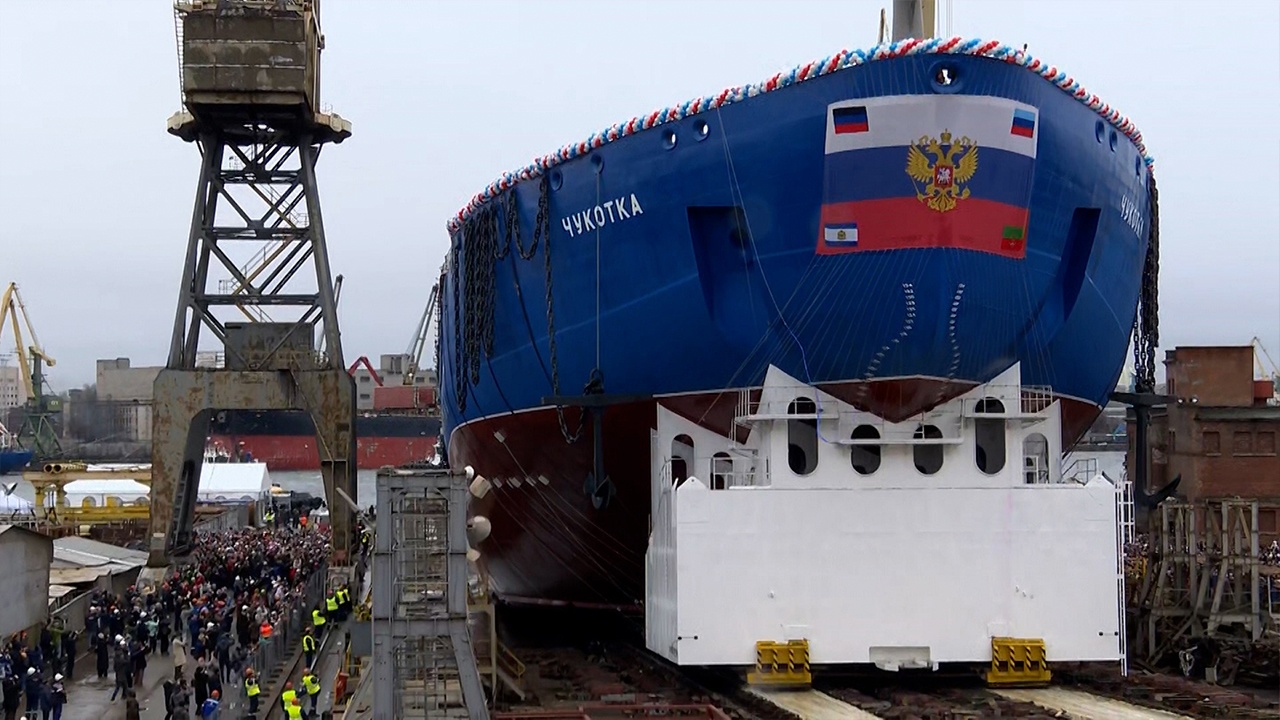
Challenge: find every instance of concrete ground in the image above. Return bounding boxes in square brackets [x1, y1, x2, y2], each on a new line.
[60, 646, 248, 720]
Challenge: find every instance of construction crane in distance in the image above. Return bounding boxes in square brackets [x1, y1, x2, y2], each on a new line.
[403, 283, 439, 387]
[0, 283, 62, 459]
[1253, 336, 1280, 396]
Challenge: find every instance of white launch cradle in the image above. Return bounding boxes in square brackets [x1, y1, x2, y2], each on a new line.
[645, 363, 1127, 683]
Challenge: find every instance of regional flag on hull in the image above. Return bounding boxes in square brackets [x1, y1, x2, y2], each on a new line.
[816, 94, 1038, 259]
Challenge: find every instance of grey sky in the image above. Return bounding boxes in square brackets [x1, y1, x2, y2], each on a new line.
[1, 0, 1278, 390]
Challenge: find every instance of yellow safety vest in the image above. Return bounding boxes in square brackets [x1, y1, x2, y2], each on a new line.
[312, 610, 326, 627]
[302, 635, 316, 652]
[302, 674, 320, 696]
[285, 704, 303, 719]
[326, 596, 338, 612]
[245, 679, 260, 697]
[336, 589, 347, 604]
[281, 689, 297, 706]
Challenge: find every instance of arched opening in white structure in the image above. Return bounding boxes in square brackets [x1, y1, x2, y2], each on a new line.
[850, 424, 881, 476]
[1023, 432, 1050, 484]
[974, 397, 1007, 475]
[711, 452, 732, 490]
[913, 424, 944, 475]
[671, 434, 694, 486]
[787, 397, 819, 476]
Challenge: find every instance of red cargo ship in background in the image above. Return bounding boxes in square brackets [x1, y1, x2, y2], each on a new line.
[207, 384, 440, 471]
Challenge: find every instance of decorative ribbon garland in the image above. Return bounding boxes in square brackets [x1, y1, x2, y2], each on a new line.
[447, 36, 1153, 234]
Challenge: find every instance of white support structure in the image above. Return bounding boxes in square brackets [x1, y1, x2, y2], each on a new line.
[646, 363, 1126, 669]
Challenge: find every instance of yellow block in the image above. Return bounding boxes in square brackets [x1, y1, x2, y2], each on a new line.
[746, 639, 812, 687]
[985, 636, 1051, 687]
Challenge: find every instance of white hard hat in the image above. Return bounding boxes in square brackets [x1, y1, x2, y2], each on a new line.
[26, 668, 35, 676]
[115, 635, 123, 642]
[54, 673, 63, 681]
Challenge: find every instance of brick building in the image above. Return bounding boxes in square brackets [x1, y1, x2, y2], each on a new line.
[1130, 346, 1280, 533]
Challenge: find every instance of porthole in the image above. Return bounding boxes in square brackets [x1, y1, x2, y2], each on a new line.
[694, 119, 710, 140]
[662, 129, 677, 150]
[929, 61, 963, 93]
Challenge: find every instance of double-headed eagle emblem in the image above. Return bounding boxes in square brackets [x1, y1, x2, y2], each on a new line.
[906, 130, 978, 213]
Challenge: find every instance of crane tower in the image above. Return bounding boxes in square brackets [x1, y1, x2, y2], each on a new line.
[148, 0, 357, 565]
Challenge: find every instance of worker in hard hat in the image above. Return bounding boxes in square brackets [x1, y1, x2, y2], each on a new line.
[302, 627, 317, 669]
[243, 668, 261, 715]
[280, 680, 297, 712]
[199, 688, 220, 720]
[301, 667, 321, 713]
[284, 696, 303, 720]
[311, 605, 326, 639]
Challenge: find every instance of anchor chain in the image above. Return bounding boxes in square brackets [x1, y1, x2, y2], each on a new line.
[451, 240, 468, 413]
[1132, 173, 1160, 393]
[537, 176, 588, 445]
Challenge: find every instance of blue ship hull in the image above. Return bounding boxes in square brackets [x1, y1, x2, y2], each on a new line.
[439, 48, 1152, 607]
[0, 449, 33, 476]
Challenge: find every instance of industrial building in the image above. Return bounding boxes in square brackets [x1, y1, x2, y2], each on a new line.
[1130, 345, 1280, 533]
[0, 362, 25, 410]
[350, 353, 438, 411]
[0, 524, 54, 638]
[50, 535, 147, 599]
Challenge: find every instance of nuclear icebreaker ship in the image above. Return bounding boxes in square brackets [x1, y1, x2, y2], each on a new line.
[438, 36, 1155, 612]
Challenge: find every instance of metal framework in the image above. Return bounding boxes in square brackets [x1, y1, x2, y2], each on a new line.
[373, 469, 488, 720]
[1132, 498, 1279, 683]
[148, 1, 357, 565]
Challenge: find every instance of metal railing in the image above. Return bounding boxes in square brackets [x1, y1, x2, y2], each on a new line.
[247, 562, 329, 682]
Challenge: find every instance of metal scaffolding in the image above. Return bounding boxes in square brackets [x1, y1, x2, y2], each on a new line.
[1132, 498, 1279, 684]
[373, 468, 488, 719]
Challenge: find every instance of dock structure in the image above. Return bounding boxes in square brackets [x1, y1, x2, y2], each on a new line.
[371, 467, 488, 719]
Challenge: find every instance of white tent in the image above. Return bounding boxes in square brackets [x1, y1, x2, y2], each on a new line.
[50, 462, 270, 508]
[61, 479, 150, 508]
[199, 463, 271, 503]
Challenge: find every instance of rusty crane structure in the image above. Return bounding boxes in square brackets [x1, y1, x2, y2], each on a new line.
[147, 0, 357, 567]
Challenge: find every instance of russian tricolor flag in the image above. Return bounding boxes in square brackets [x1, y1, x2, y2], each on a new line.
[1010, 108, 1036, 138]
[817, 95, 1039, 259]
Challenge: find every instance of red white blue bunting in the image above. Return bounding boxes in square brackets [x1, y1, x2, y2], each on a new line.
[447, 37, 1153, 234]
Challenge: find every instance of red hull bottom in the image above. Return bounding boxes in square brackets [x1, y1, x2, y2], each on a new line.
[207, 434, 439, 471]
[453, 379, 1101, 610]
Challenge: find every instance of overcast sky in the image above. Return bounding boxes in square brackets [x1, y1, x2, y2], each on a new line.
[1, 0, 1277, 389]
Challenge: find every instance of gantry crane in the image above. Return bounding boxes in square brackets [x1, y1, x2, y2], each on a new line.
[0, 283, 62, 460]
[149, 0, 357, 567]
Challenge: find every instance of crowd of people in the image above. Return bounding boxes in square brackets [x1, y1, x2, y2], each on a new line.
[2, 524, 335, 720]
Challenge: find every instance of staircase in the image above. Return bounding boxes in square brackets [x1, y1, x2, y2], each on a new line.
[468, 596, 528, 701]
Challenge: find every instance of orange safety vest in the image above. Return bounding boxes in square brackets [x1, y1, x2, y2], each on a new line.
[260, 622, 273, 639]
